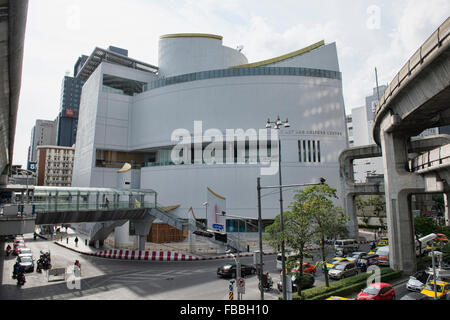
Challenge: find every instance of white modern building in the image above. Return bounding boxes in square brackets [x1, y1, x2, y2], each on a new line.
[347, 86, 387, 182]
[71, 34, 349, 244]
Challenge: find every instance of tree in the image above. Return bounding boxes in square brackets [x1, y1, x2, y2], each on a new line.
[265, 195, 315, 295]
[294, 184, 349, 287]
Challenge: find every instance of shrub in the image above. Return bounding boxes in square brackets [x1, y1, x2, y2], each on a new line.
[293, 274, 315, 292]
[292, 268, 402, 300]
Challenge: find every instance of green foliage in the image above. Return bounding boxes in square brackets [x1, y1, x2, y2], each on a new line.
[414, 216, 441, 237]
[293, 274, 315, 293]
[417, 256, 432, 271]
[432, 194, 444, 213]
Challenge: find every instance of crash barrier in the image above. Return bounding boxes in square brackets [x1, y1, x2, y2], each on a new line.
[93, 249, 199, 261]
[47, 267, 66, 282]
[54, 241, 276, 261]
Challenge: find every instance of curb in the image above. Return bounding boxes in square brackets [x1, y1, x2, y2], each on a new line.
[54, 241, 276, 261]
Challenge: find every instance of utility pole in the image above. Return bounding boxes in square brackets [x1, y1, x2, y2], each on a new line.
[257, 177, 264, 300]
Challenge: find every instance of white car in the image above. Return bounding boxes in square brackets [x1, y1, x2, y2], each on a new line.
[406, 271, 428, 292]
[18, 248, 33, 257]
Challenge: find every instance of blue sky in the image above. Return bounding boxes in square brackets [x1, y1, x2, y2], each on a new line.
[14, 0, 450, 166]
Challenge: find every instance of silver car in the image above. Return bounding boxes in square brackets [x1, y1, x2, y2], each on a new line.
[329, 262, 358, 280]
[406, 271, 428, 292]
[18, 255, 34, 272]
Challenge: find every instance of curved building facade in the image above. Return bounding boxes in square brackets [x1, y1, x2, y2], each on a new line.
[72, 34, 348, 238]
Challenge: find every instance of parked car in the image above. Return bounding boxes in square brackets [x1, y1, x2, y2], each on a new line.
[347, 252, 367, 263]
[326, 296, 353, 300]
[406, 270, 429, 292]
[289, 262, 317, 275]
[335, 247, 357, 258]
[277, 273, 314, 292]
[13, 243, 26, 256]
[400, 292, 434, 300]
[328, 262, 358, 280]
[217, 263, 256, 278]
[420, 280, 450, 299]
[17, 248, 32, 258]
[375, 246, 390, 266]
[334, 239, 359, 250]
[322, 257, 352, 271]
[357, 254, 379, 272]
[18, 255, 34, 273]
[355, 283, 396, 300]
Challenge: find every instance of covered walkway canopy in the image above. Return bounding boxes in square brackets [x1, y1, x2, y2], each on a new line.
[2, 186, 157, 213]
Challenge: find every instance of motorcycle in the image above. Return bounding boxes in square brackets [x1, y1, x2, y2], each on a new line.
[17, 273, 25, 286]
[258, 272, 273, 291]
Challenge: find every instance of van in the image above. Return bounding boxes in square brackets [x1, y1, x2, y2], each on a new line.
[334, 239, 359, 250]
[375, 246, 389, 266]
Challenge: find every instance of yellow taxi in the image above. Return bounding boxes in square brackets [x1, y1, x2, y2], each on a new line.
[420, 280, 450, 299]
[322, 257, 352, 271]
[326, 296, 353, 300]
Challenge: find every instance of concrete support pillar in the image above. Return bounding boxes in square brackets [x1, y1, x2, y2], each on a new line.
[114, 222, 130, 248]
[380, 116, 424, 274]
[445, 193, 450, 227]
[131, 215, 155, 250]
[137, 235, 146, 251]
[345, 194, 358, 240]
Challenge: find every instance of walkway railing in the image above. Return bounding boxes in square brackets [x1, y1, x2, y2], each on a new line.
[375, 17, 450, 117]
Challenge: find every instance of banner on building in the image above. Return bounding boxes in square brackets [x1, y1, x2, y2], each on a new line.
[27, 161, 37, 173]
[65, 108, 75, 118]
[207, 187, 226, 233]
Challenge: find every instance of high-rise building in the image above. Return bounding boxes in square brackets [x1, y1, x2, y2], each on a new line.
[347, 86, 387, 182]
[71, 34, 349, 245]
[36, 145, 75, 186]
[56, 55, 88, 147]
[28, 119, 57, 163]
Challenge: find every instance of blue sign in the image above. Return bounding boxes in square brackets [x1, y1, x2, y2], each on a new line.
[229, 284, 233, 291]
[27, 161, 37, 173]
[213, 224, 224, 231]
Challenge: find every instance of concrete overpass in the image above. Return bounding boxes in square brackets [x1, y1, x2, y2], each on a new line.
[0, 186, 246, 251]
[0, 0, 28, 184]
[340, 134, 450, 239]
[367, 16, 450, 274]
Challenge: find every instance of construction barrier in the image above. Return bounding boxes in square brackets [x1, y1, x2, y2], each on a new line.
[54, 241, 276, 261]
[48, 267, 66, 282]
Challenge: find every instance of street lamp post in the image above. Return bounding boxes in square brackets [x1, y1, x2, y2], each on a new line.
[265, 116, 290, 300]
[202, 202, 208, 228]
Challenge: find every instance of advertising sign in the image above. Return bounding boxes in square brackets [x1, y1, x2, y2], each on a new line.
[207, 187, 226, 233]
[65, 108, 75, 118]
[27, 161, 37, 173]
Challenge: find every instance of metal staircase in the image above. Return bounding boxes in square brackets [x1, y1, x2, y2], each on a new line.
[151, 205, 248, 252]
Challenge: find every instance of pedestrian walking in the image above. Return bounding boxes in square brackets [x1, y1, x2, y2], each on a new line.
[74, 236, 79, 247]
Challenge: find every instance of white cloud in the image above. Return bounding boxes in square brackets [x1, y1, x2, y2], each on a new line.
[13, 0, 450, 167]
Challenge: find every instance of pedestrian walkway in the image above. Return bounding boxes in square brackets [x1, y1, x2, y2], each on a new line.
[46, 228, 276, 262]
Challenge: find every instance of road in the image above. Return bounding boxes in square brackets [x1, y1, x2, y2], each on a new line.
[1, 235, 418, 300]
[0, 233, 281, 300]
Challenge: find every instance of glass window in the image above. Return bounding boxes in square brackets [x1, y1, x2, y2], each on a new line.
[317, 141, 321, 163]
[308, 141, 311, 162]
[298, 140, 302, 162]
[313, 141, 316, 162]
[303, 141, 307, 162]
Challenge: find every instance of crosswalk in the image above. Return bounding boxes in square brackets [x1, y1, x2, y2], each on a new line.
[86, 267, 212, 287]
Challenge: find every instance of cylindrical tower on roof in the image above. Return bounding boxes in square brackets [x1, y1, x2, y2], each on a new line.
[158, 33, 248, 77]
